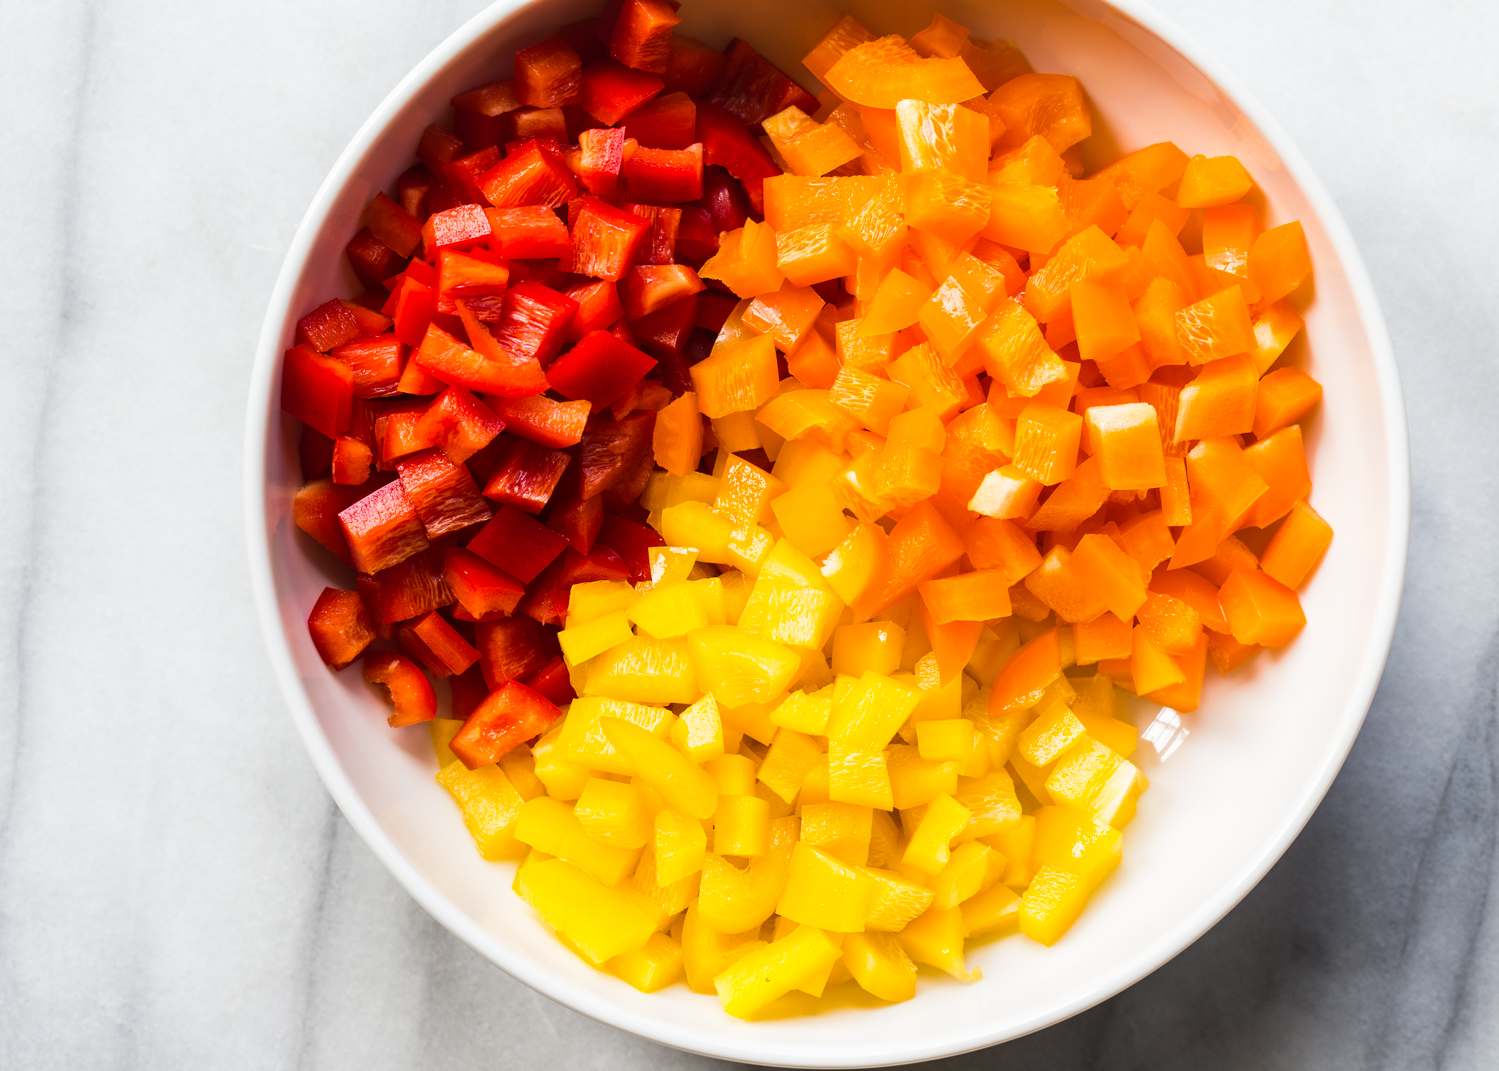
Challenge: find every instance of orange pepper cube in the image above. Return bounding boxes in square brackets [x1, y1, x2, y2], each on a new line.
[1093, 141, 1189, 209]
[770, 483, 853, 560]
[887, 343, 967, 421]
[777, 223, 858, 287]
[1254, 366, 1322, 439]
[1084, 402, 1166, 490]
[1024, 225, 1131, 323]
[786, 325, 842, 389]
[830, 367, 910, 435]
[743, 284, 825, 352]
[919, 570, 1014, 624]
[1176, 286, 1256, 364]
[1131, 626, 1185, 695]
[1248, 220, 1312, 304]
[1241, 425, 1311, 529]
[1249, 299, 1305, 374]
[1135, 591, 1202, 655]
[1173, 353, 1259, 442]
[1072, 612, 1133, 664]
[1201, 204, 1259, 279]
[968, 465, 1044, 520]
[836, 319, 894, 372]
[977, 301, 1069, 397]
[905, 168, 993, 246]
[1070, 533, 1148, 622]
[984, 183, 1071, 255]
[1259, 499, 1332, 590]
[895, 101, 990, 181]
[1070, 280, 1140, 365]
[990, 74, 1092, 154]
[690, 334, 781, 419]
[1175, 154, 1254, 208]
[699, 218, 785, 297]
[1012, 402, 1083, 485]
[860, 269, 933, 336]
[1219, 568, 1306, 647]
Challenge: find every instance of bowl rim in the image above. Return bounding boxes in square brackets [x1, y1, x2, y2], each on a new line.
[243, 0, 1410, 1063]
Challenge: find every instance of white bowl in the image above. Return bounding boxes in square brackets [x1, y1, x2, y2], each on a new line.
[245, 0, 1409, 1064]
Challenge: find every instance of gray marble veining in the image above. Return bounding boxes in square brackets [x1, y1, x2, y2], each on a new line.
[2, 0, 1496, 1067]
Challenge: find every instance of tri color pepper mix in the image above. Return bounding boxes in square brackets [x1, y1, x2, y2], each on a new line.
[289, 0, 1331, 1019]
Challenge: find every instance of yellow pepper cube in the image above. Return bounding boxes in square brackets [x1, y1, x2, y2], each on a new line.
[897, 905, 980, 981]
[556, 696, 676, 775]
[1046, 736, 1123, 811]
[1074, 709, 1138, 759]
[628, 842, 695, 928]
[514, 796, 641, 886]
[647, 545, 697, 585]
[831, 621, 905, 677]
[689, 626, 802, 707]
[827, 740, 894, 809]
[738, 576, 845, 650]
[602, 717, 720, 820]
[1019, 864, 1090, 946]
[705, 754, 757, 797]
[608, 931, 684, 993]
[903, 793, 972, 875]
[574, 778, 653, 850]
[868, 809, 903, 869]
[499, 745, 547, 801]
[583, 636, 699, 705]
[515, 858, 658, 965]
[713, 794, 771, 856]
[773, 438, 848, 489]
[916, 718, 976, 762]
[714, 925, 844, 1019]
[531, 724, 592, 801]
[1034, 805, 1123, 891]
[660, 501, 736, 562]
[668, 694, 725, 763]
[1017, 701, 1088, 767]
[985, 813, 1036, 887]
[430, 718, 464, 767]
[436, 760, 526, 860]
[696, 818, 797, 933]
[960, 882, 1021, 937]
[758, 728, 824, 804]
[929, 840, 1004, 910]
[628, 582, 709, 639]
[681, 902, 766, 994]
[778, 842, 873, 931]
[654, 808, 707, 885]
[862, 866, 934, 931]
[887, 744, 959, 809]
[566, 579, 639, 625]
[821, 523, 889, 610]
[711, 408, 763, 454]
[797, 753, 830, 808]
[842, 931, 918, 1003]
[1089, 760, 1149, 829]
[769, 686, 834, 736]
[558, 610, 634, 665]
[954, 770, 1023, 842]
[770, 483, 854, 560]
[827, 671, 923, 749]
[688, 576, 728, 626]
[800, 801, 874, 867]
[714, 454, 786, 526]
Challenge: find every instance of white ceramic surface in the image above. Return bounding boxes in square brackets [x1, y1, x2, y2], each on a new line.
[244, 0, 1408, 1065]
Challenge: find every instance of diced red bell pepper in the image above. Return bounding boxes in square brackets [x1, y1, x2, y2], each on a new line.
[565, 197, 651, 282]
[663, 35, 726, 96]
[632, 292, 699, 359]
[418, 123, 466, 175]
[621, 91, 696, 150]
[545, 466, 605, 553]
[610, 0, 681, 74]
[570, 126, 627, 197]
[400, 610, 481, 677]
[424, 177, 467, 216]
[466, 503, 570, 582]
[516, 557, 572, 626]
[422, 204, 493, 259]
[706, 38, 819, 129]
[581, 59, 664, 125]
[413, 321, 548, 397]
[483, 205, 571, 259]
[622, 142, 703, 204]
[363, 650, 438, 727]
[511, 108, 570, 143]
[346, 228, 403, 289]
[282, 343, 353, 439]
[560, 17, 609, 65]
[342, 301, 393, 337]
[307, 587, 377, 667]
[355, 575, 394, 640]
[396, 165, 434, 221]
[441, 146, 502, 206]
[391, 257, 438, 290]
[478, 140, 579, 209]
[563, 103, 607, 141]
[300, 426, 335, 480]
[296, 478, 374, 564]
[370, 548, 454, 625]
[297, 299, 362, 353]
[449, 664, 490, 720]
[620, 264, 705, 319]
[624, 204, 681, 265]
[387, 276, 435, 347]
[598, 512, 666, 583]
[378, 398, 440, 464]
[486, 394, 592, 448]
[696, 103, 779, 215]
[521, 654, 576, 707]
[451, 82, 522, 151]
[672, 208, 718, 269]
[482, 435, 572, 512]
[444, 546, 526, 618]
[474, 616, 555, 689]
[491, 280, 579, 369]
[363, 192, 423, 259]
[413, 386, 505, 464]
[435, 249, 509, 318]
[557, 544, 632, 585]
[576, 410, 657, 499]
[515, 37, 584, 108]
[395, 447, 492, 538]
[602, 450, 656, 509]
[331, 435, 373, 485]
[548, 331, 657, 409]
[564, 280, 625, 342]
[450, 680, 561, 768]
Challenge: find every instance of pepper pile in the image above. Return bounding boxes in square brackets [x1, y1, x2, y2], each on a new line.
[288, 0, 1332, 1019]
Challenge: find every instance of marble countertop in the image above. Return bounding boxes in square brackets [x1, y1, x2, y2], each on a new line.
[3, 0, 1495, 1066]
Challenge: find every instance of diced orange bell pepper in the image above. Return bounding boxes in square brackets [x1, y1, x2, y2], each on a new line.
[966, 516, 1043, 581]
[1093, 141, 1189, 210]
[1070, 280, 1140, 365]
[1072, 612, 1132, 664]
[1011, 402, 1082, 485]
[861, 268, 933, 336]
[699, 218, 785, 297]
[1024, 545, 1108, 623]
[764, 106, 864, 177]
[757, 390, 860, 452]
[652, 390, 703, 476]
[1131, 626, 1184, 695]
[825, 35, 986, 108]
[690, 334, 781, 418]
[1025, 455, 1109, 532]
[786, 325, 842, 389]
[1259, 499, 1332, 589]
[1132, 276, 1190, 370]
[1207, 629, 1259, 674]
[1248, 221, 1312, 304]
[1218, 568, 1305, 647]
[984, 183, 1071, 255]
[1136, 591, 1202, 654]
[1084, 402, 1166, 490]
[969, 465, 1045, 520]
[1115, 191, 1191, 248]
[1152, 567, 1228, 633]
[989, 625, 1062, 714]
[1114, 509, 1175, 572]
[1025, 226, 1130, 323]
[803, 13, 877, 92]
[989, 74, 1091, 154]
[887, 343, 967, 420]
[1241, 425, 1311, 528]
[1176, 286, 1255, 364]
[1173, 353, 1259, 442]
[829, 368, 910, 435]
[743, 283, 825, 352]
[836, 319, 894, 372]
[1201, 204, 1259, 280]
[905, 168, 993, 246]
[1070, 533, 1148, 621]
[877, 499, 967, 609]
[1185, 437, 1269, 529]
[977, 301, 1068, 397]
[1249, 299, 1305, 374]
[777, 223, 859, 287]
[1160, 455, 1192, 526]
[1190, 533, 1258, 587]
[1175, 154, 1254, 208]
[762, 174, 869, 231]
[923, 611, 984, 685]
[1144, 631, 1207, 711]
[1139, 218, 1196, 299]
[919, 569, 1013, 624]
[896, 100, 990, 181]
[1253, 366, 1322, 439]
[919, 255, 1004, 361]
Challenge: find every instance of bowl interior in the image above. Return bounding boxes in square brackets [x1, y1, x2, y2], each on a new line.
[248, 0, 1406, 1064]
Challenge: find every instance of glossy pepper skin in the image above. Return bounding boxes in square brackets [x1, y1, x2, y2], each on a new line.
[451, 680, 563, 768]
[362, 650, 438, 726]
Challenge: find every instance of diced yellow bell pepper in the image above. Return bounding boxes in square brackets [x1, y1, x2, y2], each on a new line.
[555, 696, 676, 775]
[831, 621, 905, 677]
[842, 931, 918, 1003]
[714, 454, 786, 526]
[826, 670, 923, 750]
[558, 609, 634, 665]
[689, 625, 802, 707]
[953, 769, 1023, 842]
[714, 925, 844, 1018]
[608, 931, 685, 992]
[705, 754, 757, 796]
[1019, 864, 1089, 946]
[574, 778, 652, 850]
[862, 867, 935, 931]
[514, 796, 641, 885]
[827, 740, 894, 809]
[628, 582, 708, 639]
[758, 728, 824, 804]
[721, 696, 780, 746]
[669, 694, 725, 763]
[515, 857, 658, 965]
[778, 842, 873, 931]
[1074, 709, 1138, 759]
[798, 753, 830, 808]
[531, 723, 592, 801]
[772, 437, 849, 489]
[630, 838, 698, 926]
[654, 807, 707, 885]
[801, 801, 874, 867]
[869, 809, 903, 869]
[430, 718, 464, 767]
[769, 686, 834, 736]
[499, 744, 547, 801]
[713, 794, 771, 856]
[821, 523, 890, 613]
[1034, 805, 1122, 892]
[719, 569, 753, 624]
[916, 718, 976, 762]
[960, 881, 1021, 937]
[903, 793, 972, 875]
[566, 579, 638, 626]
[760, 538, 829, 589]
[1008, 751, 1054, 807]
[1046, 736, 1123, 811]
[1017, 701, 1087, 766]
[984, 812, 1036, 887]
[688, 576, 728, 626]
[642, 469, 720, 512]
[1088, 759, 1148, 828]
[696, 817, 797, 932]
[436, 760, 526, 860]
[929, 840, 1005, 909]
[583, 636, 699, 705]
[601, 717, 719, 820]
[770, 483, 854, 559]
[887, 744, 959, 809]
[898, 905, 980, 980]
[646, 545, 697, 586]
[738, 575, 844, 650]
[681, 901, 766, 994]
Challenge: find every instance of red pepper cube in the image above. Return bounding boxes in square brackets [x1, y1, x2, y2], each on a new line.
[576, 410, 657, 499]
[573, 127, 627, 197]
[331, 435, 373, 485]
[610, 0, 681, 74]
[414, 387, 505, 464]
[564, 280, 625, 343]
[622, 142, 703, 204]
[581, 58, 664, 125]
[696, 163, 754, 234]
[370, 548, 455, 625]
[487, 395, 592, 448]
[696, 103, 779, 215]
[281, 343, 354, 439]
[475, 615, 554, 689]
[412, 322, 540, 396]
[307, 588, 377, 668]
[548, 331, 656, 410]
[396, 165, 434, 221]
[515, 37, 584, 109]
[558, 544, 632, 585]
[300, 426, 335, 481]
[295, 477, 371, 564]
[482, 435, 572, 512]
[517, 563, 572, 626]
[435, 249, 509, 317]
[401, 611, 481, 677]
[620, 90, 696, 150]
[484, 205, 571, 260]
[675, 207, 720, 267]
[395, 447, 492, 539]
[694, 290, 738, 335]
[296, 299, 362, 353]
[487, 280, 577, 371]
[625, 204, 682, 265]
[362, 192, 423, 259]
[663, 35, 726, 96]
[567, 197, 651, 282]
[378, 398, 440, 465]
[545, 469, 605, 554]
[451, 81, 521, 150]
[417, 123, 467, 175]
[341, 300, 393, 337]
[705, 38, 819, 128]
[444, 547, 526, 619]
[331, 336, 404, 400]
[466, 503, 570, 583]
[632, 292, 699, 358]
[450, 680, 562, 768]
[521, 654, 576, 707]
[598, 513, 666, 583]
[478, 140, 579, 209]
[346, 227, 403, 289]
[338, 479, 430, 574]
[440, 146, 501, 205]
[387, 276, 435, 347]
[511, 108, 569, 143]
[364, 651, 438, 727]
[422, 204, 493, 259]
[620, 264, 705, 320]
